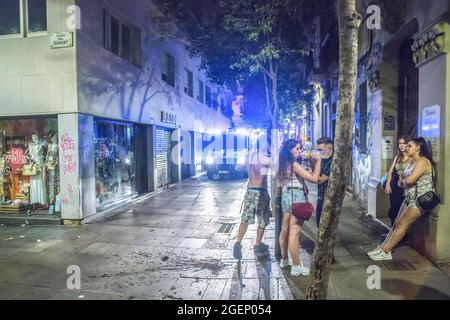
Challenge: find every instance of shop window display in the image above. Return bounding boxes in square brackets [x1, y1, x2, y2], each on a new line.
[95, 120, 135, 208]
[0, 118, 60, 215]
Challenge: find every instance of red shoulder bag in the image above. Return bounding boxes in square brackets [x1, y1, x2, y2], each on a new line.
[290, 178, 314, 221]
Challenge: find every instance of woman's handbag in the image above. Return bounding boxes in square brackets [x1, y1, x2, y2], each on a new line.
[22, 163, 39, 176]
[416, 168, 441, 212]
[290, 178, 314, 221]
[417, 191, 441, 212]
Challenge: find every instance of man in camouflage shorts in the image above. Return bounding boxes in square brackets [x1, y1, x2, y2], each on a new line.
[233, 148, 272, 260]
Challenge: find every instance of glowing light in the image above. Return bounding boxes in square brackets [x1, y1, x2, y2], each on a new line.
[237, 155, 246, 165]
[236, 128, 249, 135]
[207, 129, 223, 135]
[206, 156, 215, 165]
[125, 158, 131, 165]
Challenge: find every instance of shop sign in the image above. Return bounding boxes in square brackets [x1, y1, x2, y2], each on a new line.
[161, 111, 177, 125]
[421, 105, 440, 162]
[5, 148, 25, 165]
[50, 32, 73, 49]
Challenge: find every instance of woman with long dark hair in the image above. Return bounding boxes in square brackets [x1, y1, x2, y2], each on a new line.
[385, 135, 412, 226]
[368, 137, 437, 261]
[276, 139, 321, 276]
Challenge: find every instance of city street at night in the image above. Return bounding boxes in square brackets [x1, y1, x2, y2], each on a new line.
[1, 175, 448, 300]
[1, 0, 450, 306]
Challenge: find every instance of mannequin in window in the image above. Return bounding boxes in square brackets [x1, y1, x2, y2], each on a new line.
[0, 139, 9, 204]
[45, 132, 59, 214]
[25, 132, 47, 208]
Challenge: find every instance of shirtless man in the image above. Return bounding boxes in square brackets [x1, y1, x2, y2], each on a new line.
[233, 146, 272, 260]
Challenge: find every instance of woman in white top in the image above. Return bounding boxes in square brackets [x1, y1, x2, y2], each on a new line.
[276, 139, 321, 276]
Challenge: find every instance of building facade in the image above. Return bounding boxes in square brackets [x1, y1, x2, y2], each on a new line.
[352, 0, 450, 263]
[0, 0, 231, 223]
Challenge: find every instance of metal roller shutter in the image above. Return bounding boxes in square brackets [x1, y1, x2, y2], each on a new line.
[155, 127, 172, 188]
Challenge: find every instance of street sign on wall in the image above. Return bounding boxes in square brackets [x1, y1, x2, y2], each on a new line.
[50, 32, 73, 49]
[421, 105, 440, 162]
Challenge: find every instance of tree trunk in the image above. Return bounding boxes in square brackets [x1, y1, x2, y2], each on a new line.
[305, 0, 360, 300]
[262, 72, 275, 127]
[270, 64, 280, 131]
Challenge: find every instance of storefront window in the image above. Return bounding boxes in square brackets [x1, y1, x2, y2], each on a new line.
[0, 118, 59, 215]
[94, 120, 135, 208]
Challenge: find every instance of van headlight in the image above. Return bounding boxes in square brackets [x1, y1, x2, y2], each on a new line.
[237, 156, 246, 165]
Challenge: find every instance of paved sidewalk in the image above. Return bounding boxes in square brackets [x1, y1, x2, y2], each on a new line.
[287, 183, 450, 300]
[0, 175, 448, 300]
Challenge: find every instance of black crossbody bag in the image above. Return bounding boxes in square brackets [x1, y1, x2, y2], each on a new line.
[416, 168, 441, 213]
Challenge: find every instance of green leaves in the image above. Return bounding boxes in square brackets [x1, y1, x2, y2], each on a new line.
[154, 0, 324, 127]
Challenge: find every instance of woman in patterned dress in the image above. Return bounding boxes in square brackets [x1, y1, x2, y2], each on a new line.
[385, 135, 412, 226]
[368, 137, 436, 261]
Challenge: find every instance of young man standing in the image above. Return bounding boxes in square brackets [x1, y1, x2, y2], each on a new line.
[315, 137, 334, 228]
[233, 147, 272, 260]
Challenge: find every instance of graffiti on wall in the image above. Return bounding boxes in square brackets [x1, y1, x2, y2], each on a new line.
[60, 133, 77, 175]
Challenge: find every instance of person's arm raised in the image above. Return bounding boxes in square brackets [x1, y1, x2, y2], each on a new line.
[292, 155, 321, 183]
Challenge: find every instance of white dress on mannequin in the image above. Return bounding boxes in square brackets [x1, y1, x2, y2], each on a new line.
[29, 142, 47, 205]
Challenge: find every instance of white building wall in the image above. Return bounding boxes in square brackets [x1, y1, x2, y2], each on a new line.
[75, 0, 230, 132]
[0, 0, 77, 116]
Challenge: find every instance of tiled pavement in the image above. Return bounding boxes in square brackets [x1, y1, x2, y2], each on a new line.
[0, 175, 449, 300]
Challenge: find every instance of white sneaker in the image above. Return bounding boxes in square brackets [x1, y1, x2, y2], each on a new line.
[369, 250, 392, 261]
[280, 259, 290, 269]
[290, 265, 310, 276]
[367, 247, 382, 257]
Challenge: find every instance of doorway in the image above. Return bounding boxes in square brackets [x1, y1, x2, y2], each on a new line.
[398, 38, 419, 137]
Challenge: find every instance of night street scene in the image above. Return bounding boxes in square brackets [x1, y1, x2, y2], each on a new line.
[1, 0, 450, 305]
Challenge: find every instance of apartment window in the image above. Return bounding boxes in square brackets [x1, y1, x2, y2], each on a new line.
[0, 0, 47, 38]
[27, 0, 47, 33]
[121, 24, 131, 61]
[205, 86, 212, 107]
[357, 82, 368, 153]
[110, 16, 120, 55]
[162, 53, 175, 86]
[0, 0, 21, 36]
[184, 69, 193, 97]
[103, 7, 141, 67]
[197, 80, 204, 103]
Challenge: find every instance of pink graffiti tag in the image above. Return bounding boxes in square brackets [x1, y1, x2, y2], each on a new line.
[60, 133, 75, 151]
[60, 133, 77, 175]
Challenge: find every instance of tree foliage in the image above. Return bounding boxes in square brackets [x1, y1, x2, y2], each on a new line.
[152, 0, 321, 129]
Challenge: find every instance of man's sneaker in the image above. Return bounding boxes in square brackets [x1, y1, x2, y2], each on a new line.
[369, 250, 392, 261]
[233, 242, 242, 260]
[367, 247, 382, 257]
[280, 259, 290, 269]
[290, 265, 310, 276]
[254, 242, 270, 258]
